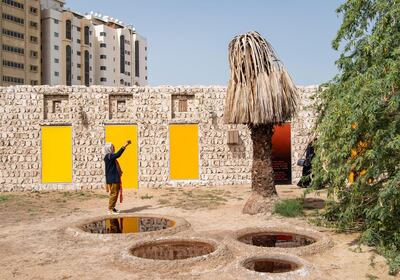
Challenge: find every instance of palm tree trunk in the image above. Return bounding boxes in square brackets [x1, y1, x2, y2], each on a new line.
[243, 124, 278, 214]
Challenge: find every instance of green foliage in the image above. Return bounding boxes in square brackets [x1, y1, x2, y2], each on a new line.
[273, 199, 304, 217]
[312, 0, 400, 275]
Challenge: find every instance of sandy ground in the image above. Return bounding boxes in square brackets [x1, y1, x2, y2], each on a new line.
[0, 185, 397, 280]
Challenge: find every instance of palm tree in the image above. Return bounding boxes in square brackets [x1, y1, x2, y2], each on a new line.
[224, 31, 298, 214]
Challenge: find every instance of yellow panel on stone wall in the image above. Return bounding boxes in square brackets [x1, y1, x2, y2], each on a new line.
[105, 125, 138, 189]
[169, 124, 199, 180]
[41, 126, 72, 183]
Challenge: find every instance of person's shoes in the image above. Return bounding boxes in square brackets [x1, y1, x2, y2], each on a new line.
[108, 208, 119, 215]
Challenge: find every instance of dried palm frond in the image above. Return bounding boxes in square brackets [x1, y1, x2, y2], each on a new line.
[224, 31, 298, 124]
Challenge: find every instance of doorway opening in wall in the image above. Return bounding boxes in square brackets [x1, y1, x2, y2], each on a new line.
[169, 124, 199, 180]
[105, 125, 138, 189]
[271, 123, 292, 184]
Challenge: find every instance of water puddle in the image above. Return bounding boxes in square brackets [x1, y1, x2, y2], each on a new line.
[81, 217, 175, 234]
[238, 232, 315, 248]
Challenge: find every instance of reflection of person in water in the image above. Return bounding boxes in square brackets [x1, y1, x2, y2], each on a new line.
[297, 139, 316, 188]
[109, 218, 122, 233]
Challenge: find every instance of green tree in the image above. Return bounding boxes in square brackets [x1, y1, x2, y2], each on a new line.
[312, 0, 400, 274]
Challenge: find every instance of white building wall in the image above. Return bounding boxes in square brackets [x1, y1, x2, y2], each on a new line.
[40, 0, 65, 11]
[41, 9, 95, 86]
[41, 9, 62, 85]
[133, 33, 148, 86]
[93, 25, 120, 86]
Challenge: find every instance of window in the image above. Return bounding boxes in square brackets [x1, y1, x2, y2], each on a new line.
[77, 39, 81, 44]
[2, 28, 24, 39]
[145, 46, 147, 51]
[77, 27, 81, 32]
[77, 63, 81, 68]
[30, 6, 38, 14]
[100, 77, 107, 82]
[125, 61, 130, 65]
[30, 65, 38, 72]
[2, 13, 24, 24]
[84, 26, 90, 45]
[30, 21, 38, 29]
[3, 60, 24, 69]
[135, 40, 140, 77]
[54, 58, 59, 63]
[66, 45, 72, 85]
[100, 55, 107, 59]
[31, 80, 38, 86]
[54, 71, 59, 76]
[120, 35, 125, 74]
[2, 44, 24, 55]
[54, 45, 59, 50]
[84, 51, 89, 86]
[100, 32, 106, 37]
[30, 36, 38, 43]
[54, 32, 59, 37]
[66, 20, 72, 40]
[100, 66, 106, 70]
[54, 19, 59, 24]
[100, 43, 106, 48]
[30, 50, 38, 58]
[77, 76, 81, 81]
[2, 76, 24, 84]
[77, 51, 81, 56]
[2, 0, 24, 9]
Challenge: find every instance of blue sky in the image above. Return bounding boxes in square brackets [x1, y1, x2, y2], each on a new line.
[68, 0, 344, 86]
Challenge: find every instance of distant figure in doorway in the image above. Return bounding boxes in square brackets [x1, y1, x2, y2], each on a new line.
[297, 139, 316, 188]
[104, 140, 131, 214]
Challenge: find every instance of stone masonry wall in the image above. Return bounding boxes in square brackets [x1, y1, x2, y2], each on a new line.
[0, 85, 317, 192]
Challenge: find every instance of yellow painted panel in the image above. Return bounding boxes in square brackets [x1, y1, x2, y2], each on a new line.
[105, 125, 138, 189]
[121, 217, 139, 233]
[41, 126, 72, 183]
[170, 124, 199, 180]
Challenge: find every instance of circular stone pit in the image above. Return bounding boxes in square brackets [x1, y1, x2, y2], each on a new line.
[238, 232, 315, 248]
[65, 214, 190, 241]
[116, 237, 232, 275]
[131, 239, 216, 260]
[235, 254, 314, 279]
[229, 225, 333, 256]
[243, 257, 300, 273]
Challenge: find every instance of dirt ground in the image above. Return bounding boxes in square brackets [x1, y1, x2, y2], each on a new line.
[0, 185, 397, 280]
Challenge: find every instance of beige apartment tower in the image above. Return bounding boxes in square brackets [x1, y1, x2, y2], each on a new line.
[0, 0, 41, 86]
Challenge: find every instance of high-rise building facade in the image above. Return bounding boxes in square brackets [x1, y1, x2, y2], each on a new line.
[88, 14, 147, 86]
[40, 0, 148, 86]
[0, 0, 41, 86]
[41, 4, 94, 86]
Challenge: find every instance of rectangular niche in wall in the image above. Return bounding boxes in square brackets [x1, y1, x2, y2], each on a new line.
[169, 124, 199, 180]
[227, 130, 240, 145]
[109, 94, 133, 119]
[44, 95, 69, 120]
[41, 126, 72, 183]
[171, 94, 197, 119]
